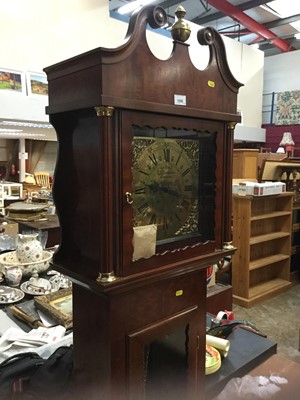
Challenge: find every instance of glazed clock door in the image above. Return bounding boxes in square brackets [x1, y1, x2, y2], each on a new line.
[132, 136, 199, 243]
[121, 110, 225, 277]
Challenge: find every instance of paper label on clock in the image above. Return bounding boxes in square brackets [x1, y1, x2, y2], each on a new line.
[132, 224, 157, 261]
[174, 94, 186, 106]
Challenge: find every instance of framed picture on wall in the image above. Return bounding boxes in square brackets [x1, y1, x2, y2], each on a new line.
[0, 68, 25, 94]
[26, 71, 48, 96]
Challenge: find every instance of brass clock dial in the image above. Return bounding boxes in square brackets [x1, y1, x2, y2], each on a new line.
[132, 137, 199, 242]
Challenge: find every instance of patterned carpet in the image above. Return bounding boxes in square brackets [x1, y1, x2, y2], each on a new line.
[233, 284, 300, 364]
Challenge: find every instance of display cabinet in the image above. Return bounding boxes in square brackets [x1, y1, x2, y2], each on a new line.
[0, 182, 23, 215]
[44, 5, 242, 400]
[232, 192, 293, 307]
[232, 149, 259, 180]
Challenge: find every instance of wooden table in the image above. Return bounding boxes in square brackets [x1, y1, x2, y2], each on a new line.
[205, 327, 277, 398]
[146, 320, 277, 399]
[216, 354, 300, 399]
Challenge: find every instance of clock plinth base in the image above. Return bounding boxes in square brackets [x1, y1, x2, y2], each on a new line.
[73, 269, 207, 400]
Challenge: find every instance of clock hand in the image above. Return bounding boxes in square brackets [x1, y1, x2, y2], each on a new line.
[146, 183, 179, 197]
[146, 183, 160, 193]
[161, 186, 180, 197]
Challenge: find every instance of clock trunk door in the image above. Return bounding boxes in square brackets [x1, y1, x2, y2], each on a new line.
[120, 110, 226, 277]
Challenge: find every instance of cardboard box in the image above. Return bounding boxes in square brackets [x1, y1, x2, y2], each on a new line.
[207, 265, 216, 288]
[0, 218, 18, 237]
[232, 181, 286, 197]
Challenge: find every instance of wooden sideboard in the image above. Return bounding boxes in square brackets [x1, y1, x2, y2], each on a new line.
[8, 214, 61, 248]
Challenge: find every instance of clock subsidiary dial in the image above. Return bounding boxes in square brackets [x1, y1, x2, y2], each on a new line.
[132, 137, 199, 242]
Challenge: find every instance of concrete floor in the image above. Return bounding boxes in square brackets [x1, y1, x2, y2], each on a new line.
[232, 284, 300, 364]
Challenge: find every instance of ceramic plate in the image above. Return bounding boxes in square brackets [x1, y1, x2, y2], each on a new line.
[49, 274, 72, 289]
[0, 286, 25, 304]
[20, 280, 60, 296]
[5, 202, 48, 212]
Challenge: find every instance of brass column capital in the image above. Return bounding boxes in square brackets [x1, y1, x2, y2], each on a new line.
[94, 106, 114, 117]
[227, 121, 237, 130]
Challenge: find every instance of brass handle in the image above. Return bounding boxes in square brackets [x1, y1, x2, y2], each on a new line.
[125, 192, 133, 204]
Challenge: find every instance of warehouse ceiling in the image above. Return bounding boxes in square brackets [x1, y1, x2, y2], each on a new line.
[109, 0, 300, 57]
[2, 0, 300, 142]
[0, 118, 57, 142]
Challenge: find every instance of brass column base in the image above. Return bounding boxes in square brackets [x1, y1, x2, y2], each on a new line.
[223, 241, 235, 250]
[97, 272, 117, 283]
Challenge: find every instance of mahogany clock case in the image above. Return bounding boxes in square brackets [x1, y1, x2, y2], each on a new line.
[43, 5, 242, 400]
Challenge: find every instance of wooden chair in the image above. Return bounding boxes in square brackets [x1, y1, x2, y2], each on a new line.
[34, 172, 51, 189]
[260, 147, 272, 153]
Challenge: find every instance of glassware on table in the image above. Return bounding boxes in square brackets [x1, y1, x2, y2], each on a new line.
[0, 234, 17, 252]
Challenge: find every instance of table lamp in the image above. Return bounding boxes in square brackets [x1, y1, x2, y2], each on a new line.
[279, 132, 295, 157]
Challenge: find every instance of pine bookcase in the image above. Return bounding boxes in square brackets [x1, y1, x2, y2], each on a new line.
[232, 192, 293, 307]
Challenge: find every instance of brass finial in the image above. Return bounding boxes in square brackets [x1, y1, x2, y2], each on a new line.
[171, 6, 191, 43]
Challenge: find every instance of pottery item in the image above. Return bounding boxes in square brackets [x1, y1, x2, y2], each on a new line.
[0, 250, 53, 276]
[0, 286, 24, 304]
[4, 265, 22, 287]
[49, 274, 72, 289]
[16, 233, 43, 263]
[20, 276, 60, 295]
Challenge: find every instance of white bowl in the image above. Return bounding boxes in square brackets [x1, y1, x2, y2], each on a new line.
[0, 250, 53, 276]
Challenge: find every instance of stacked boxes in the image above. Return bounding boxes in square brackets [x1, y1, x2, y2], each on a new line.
[232, 181, 286, 197]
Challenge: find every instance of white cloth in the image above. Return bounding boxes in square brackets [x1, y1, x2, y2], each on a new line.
[0, 325, 69, 362]
[215, 374, 288, 400]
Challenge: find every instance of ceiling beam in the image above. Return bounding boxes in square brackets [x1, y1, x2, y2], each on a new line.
[193, 0, 273, 24]
[159, 0, 187, 9]
[206, 0, 293, 52]
[265, 13, 300, 29]
[218, 13, 300, 40]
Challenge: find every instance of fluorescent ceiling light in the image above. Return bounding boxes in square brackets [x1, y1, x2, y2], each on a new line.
[295, 32, 300, 39]
[0, 120, 52, 129]
[0, 131, 46, 137]
[0, 128, 23, 133]
[118, 0, 155, 15]
[261, 1, 300, 18]
[251, 43, 260, 49]
[290, 20, 300, 32]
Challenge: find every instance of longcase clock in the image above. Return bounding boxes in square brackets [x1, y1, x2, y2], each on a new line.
[44, 5, 242, 400]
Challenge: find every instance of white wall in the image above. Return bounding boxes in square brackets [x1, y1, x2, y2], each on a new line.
[262, 49, 300, 124]
[35, 142, 58, 175]
[0, 0, 126, 123]
[0, 0, 265, 142]
[224, 38, 265, 142]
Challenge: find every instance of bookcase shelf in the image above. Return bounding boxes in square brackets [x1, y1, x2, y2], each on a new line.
[232, 192, 293, 307]
[291, 200, 300, 282]
[250, 232, 290, 245]
[249, 254, 290, 270]
[251, 211, 291, 221]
